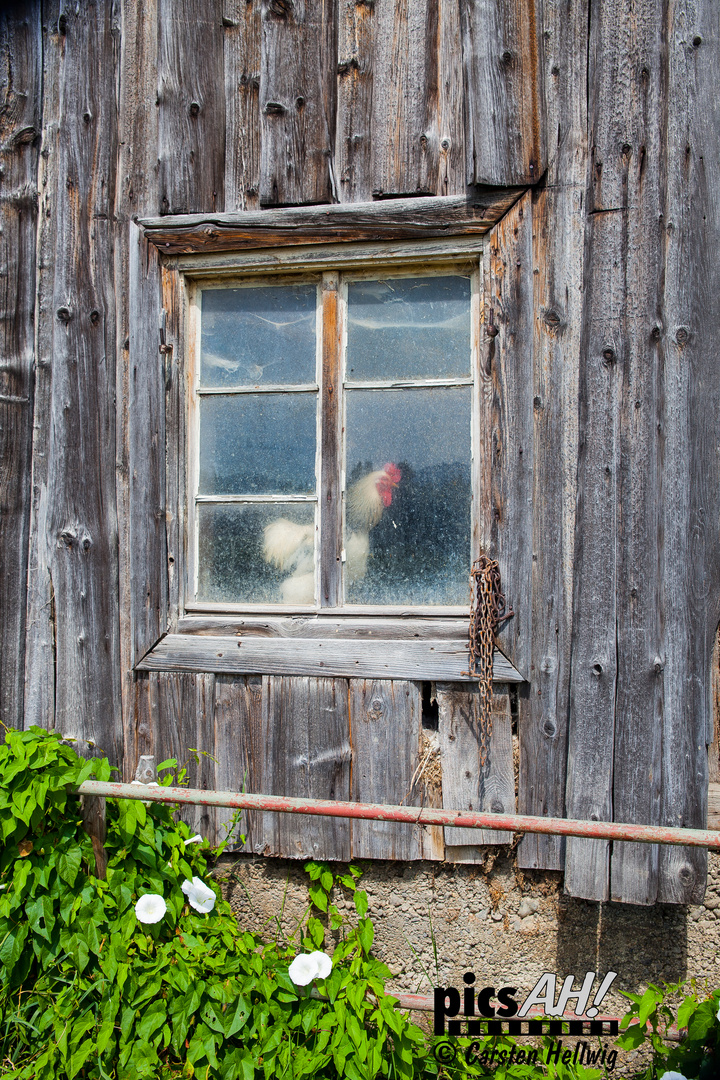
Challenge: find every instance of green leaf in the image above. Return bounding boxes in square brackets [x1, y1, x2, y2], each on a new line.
[354, 889, 368, 917]
[58, 848, 82, 888]
[358, 918, 374, 954]
[226, 994, 251, 1037]
[68, 1038, 95, 1079]
[320, 869, 333, 892]
[309, 882, 328, 911]
[136, 1003, 166, 1043]
[0, 920, 29, 970]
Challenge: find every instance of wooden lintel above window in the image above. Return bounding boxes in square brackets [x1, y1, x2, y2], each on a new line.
[137, 634, 523, 683]
[138, 190, 526, 256]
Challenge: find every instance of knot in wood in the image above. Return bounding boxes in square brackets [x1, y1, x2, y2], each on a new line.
[591, 662, 603, 676]
[189, 101, 201, 117]
[56, 306, 73, 324]
[267, 0, 294, 19]
[90, 309, 100, 325]
[264, 101, 286, 115]
[543, 309, 562, 330]
[601, 347, 616, 365]
[486, 323, 499, 337]
[543, 720, 557, 738]
[675, 326, 690, 345]
[650, 325, 662, 341]
[693, 35, 702, 47]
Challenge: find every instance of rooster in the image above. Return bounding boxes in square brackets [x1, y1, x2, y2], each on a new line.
[263, 463, 401, 603]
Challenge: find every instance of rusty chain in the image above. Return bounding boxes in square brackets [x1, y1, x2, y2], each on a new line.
[467, 556, 512, 767]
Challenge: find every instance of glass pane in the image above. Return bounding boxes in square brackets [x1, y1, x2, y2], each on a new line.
[198, 393, 317, 495]
[346, 276, 471, 382]
[200, 284, 317, 387]
[344, 387, 471, 605]
[197, 503, 316, 604]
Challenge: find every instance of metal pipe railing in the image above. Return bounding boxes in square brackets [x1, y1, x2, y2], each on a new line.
[77, 780, 720, 849]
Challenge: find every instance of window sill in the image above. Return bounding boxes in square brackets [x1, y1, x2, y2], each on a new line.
[136, 631, 523, 683]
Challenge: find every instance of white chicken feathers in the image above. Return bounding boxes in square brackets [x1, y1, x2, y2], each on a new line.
[262, 463, 400, 604]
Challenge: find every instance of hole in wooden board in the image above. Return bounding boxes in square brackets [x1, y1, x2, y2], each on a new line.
[421, 681, 438, 730]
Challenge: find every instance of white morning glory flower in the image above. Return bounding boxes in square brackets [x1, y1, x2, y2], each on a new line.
[181, 876, 216, 913]
[659, 1072, 689, 1080]
[288, 951, 332, 986]
[135, 893, 167, 924]
[183, 835, 203, 846]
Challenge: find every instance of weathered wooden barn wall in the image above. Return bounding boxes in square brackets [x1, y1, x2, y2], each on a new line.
[1, 0, 719, 905]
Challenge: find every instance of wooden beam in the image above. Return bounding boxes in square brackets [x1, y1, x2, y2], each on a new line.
[137, 634, 523, 683]
[139, 190, 525, 255]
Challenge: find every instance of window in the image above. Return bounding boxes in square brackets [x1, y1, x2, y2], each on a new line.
[186, 252, 481, 616]
[132, 212, 523, 685]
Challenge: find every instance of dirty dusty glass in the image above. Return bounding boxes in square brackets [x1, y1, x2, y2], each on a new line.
[195, 284, 318, 604]
[193, 273, 472, 607]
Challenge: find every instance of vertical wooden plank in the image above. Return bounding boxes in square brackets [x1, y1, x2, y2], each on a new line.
[337, 0, 465, 201]
[258, 676, 351, 859]
[482, 191, 534, 678]
[565, 0, 667, 903]
[516, 0, 587, 874]
[161, 262, 184, 631]
[370, 0, 440, 197]
[335, 0, 375, 202]
[459, 0, 545, 186]
[259, 0, 337, 206]
[0, 7, 41, 730]
[603, 2, 665, 909]
[321, 273, 341, 608]
[128, 225, 166, 667]
[439, 683, 514, 852]
[153, 672, 217, 839]
[711, 629, 720, 787]
[657, 0, 720, 904]
[349, 679, 423, 860]
[214, 675, 263, 851]
[436, 0, 466, 197]
[223, 0, 261, 210]
[157, 0, 225, 215]
[25, 2, 122, 768]
[117, 0, 160, 777]
[24, 2, 62, 732]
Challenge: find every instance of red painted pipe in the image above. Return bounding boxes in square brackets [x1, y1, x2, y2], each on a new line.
[76, 781, 720, 849]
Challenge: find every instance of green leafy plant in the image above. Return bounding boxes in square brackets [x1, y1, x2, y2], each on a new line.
[0, 727, 438, 1079]
[1, 725, 686, 1080]
[617, 979, 720, 1080]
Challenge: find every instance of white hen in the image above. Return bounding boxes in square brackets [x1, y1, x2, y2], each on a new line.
[262, 463, 401, 603]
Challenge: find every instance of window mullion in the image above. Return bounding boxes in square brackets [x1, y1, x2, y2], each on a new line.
[319, 271, 343, 607]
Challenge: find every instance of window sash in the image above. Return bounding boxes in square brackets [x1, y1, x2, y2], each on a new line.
[185, 256, 482, 615]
